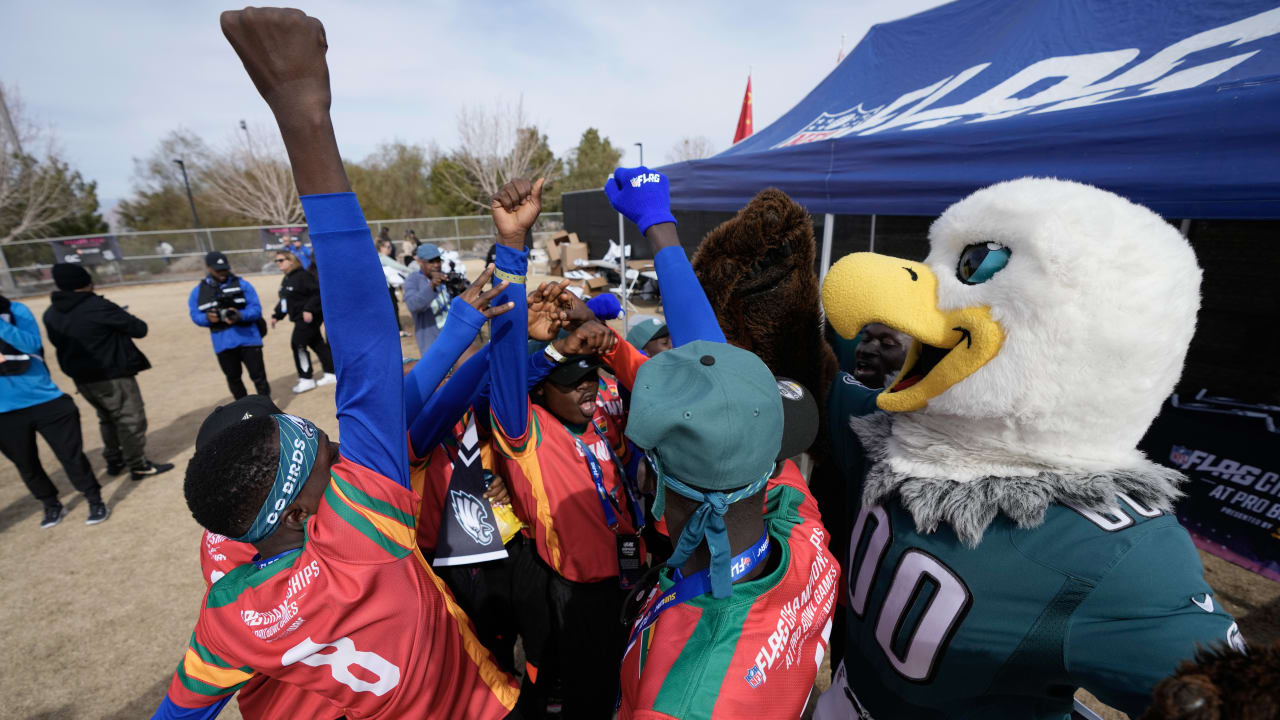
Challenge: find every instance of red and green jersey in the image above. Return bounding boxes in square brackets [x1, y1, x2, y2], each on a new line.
[167, 458, 519, 719]
[492, 397, 642, 584]
[620, 462, 838, 720]
[199, 531, 344, 720]
[200, 531, 258, 586]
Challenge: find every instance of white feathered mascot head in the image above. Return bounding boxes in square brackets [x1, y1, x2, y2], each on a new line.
[822, 178, 1201, 544]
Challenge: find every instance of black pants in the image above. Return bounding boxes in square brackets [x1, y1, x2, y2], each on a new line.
[546, 569, 628, 720]
[215, 345, 270, 399]
[439, 536, 553, 719]
[77, 376, 149, 470]
[289, 321, 334, 380]
[388, 286, 402, 329]
[0, 394, 102, 508]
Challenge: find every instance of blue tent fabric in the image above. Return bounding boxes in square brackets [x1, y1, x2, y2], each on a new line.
[664, 0, 1280, 218]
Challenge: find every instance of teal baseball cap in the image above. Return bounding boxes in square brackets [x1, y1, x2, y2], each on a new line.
[415, 243, 442, 261]
[627, 340, 782, 490]
[626, 318, 668, 350]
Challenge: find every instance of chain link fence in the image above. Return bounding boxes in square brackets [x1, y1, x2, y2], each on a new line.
[0, 213, 563, 296]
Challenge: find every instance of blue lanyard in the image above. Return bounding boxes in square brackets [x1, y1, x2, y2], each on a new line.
[625, 530, 772, 654]
[575, 419, 645, 532]
[252, 547, 302, 569]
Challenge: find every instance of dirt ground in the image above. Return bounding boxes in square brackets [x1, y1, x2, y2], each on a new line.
[1, 276, 1276, 719]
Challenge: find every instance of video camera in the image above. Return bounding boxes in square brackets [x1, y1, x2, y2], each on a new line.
[442, 258, 469, 298]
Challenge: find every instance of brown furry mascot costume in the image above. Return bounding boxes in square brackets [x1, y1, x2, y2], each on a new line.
[1143, 643, 1280, 720]
[691, 188, 837, 436]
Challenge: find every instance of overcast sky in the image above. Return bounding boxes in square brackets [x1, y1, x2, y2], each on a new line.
[1, 0, 944, 211]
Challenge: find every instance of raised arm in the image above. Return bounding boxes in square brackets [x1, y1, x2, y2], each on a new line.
[487, 178, 543, 441]
[605, 166, 725, 346]
[222, 6, 403, 483]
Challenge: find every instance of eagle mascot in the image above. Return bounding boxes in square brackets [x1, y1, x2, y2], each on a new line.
[693, 179, 1243, 719]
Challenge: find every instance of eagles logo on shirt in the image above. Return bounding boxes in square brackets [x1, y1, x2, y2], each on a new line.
[450, 490, 496, 546]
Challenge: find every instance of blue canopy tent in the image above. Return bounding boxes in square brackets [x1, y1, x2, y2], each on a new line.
[664, 0, 1280, 224]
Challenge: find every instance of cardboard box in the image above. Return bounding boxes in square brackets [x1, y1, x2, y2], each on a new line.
[584, 276, 609, 295]
[549, 230, 571, 246]
[560, 241, 588, 270]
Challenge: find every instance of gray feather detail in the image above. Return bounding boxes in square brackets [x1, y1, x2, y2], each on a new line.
[849, 414, 1185, 546]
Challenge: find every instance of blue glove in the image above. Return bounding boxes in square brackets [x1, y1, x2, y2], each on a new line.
[604, 166, 677, 234]
[587, 293, 621, 320]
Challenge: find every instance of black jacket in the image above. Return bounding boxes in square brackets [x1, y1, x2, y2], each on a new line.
[42, 291, 150, 383]
[272, 267, 324, 323]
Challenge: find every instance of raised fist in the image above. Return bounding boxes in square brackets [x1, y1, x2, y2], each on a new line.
[604, 166, 676, 234]
[491, 178, 545, 249]
[220, 7, 331, 118]
[554, 320, 616, 356]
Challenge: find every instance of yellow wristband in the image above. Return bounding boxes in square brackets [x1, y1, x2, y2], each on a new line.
[494, 268, 526, 285]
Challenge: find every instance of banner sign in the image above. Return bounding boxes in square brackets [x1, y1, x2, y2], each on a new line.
[433, 417, 508, 567]
[48, 236, 123, 266]
[259, 227, 309, 252]
[1140, 392, 1280, 582]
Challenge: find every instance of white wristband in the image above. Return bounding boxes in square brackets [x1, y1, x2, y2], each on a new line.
[544, 343, 568, 364]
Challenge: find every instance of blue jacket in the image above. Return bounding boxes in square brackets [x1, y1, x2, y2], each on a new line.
[188, 275, 264, 354]
[0, 300, 66, 414]
[402, 269, 449, 356]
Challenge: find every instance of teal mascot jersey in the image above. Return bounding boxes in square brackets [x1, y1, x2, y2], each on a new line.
[821, 374, 1241, 719]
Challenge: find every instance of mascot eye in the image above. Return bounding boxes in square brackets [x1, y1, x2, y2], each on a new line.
[957, 242, 1011, 285]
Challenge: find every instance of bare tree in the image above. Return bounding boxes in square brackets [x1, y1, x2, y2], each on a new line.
[437, 98, 562, 211]
[0, 85, 78, 245]
[200, 123, 303, 225]
[666, 135, 716, 163]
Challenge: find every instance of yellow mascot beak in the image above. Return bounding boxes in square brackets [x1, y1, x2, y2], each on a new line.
[822, 253, 1004, 412]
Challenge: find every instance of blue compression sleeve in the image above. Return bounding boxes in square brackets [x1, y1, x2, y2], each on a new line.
[488, 245, 529, 440]
[300, 192, 407, 486]
[653, 244, 725, 345]
[409, 344, 490, 457]
[151, 693, 232, 720]
[471, 349, 552, 433]
[403, 297, 485, 419]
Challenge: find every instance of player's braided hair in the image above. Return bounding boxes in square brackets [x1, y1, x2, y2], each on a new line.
[184, 414, 280, 538]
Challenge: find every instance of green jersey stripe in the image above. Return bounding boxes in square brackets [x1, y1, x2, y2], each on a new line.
[205, 551, 301, 609]
[652, 593, 756, 719]
[330, 470, 415, 527]
[323, 484, 412, 558]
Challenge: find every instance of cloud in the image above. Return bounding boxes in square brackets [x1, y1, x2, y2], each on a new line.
[0, 0, 944, 208]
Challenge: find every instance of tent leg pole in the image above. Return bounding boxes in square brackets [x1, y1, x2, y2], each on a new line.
[819, 213, 835, 282]
[618, 211, 629, 334]
[869, 214, 877, 253]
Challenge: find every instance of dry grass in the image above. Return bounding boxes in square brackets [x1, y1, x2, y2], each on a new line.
[0, 276, 1274, 719]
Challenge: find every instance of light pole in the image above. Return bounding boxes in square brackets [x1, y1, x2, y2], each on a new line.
[173, 158, 205, 252]
[634, 142, 643, 166]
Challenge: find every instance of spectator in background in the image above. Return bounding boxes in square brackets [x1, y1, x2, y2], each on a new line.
[271, 250, 336, 393]
[403, 243, 450, 356]
[376, 239, 410, 332]
[188, 251, 271, 399]
[626, 317, 671, 357]
[401, 228, 419, 266]
[851, 322, 909, 389]
[42, 264, 174, 481]
[0, 292, 109, 527]
[286, 235, 312, 271]
[156, 240, 175, 265]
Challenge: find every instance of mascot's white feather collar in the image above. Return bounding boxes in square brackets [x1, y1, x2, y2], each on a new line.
[823, 177, 1202, 544]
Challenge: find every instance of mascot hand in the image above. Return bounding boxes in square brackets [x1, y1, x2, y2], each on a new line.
[604, 166, 677, 234]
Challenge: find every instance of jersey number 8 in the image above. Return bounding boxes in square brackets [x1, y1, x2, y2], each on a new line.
[847, 505, 972, 683]
[283, 636, 402, 696]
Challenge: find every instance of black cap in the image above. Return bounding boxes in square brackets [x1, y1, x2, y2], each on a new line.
[195, 395, 283, 451]
[52, 263, 93, 291]
[774, 377, 818, 461]
[547, 355, 601, 386]
[205, 251, 230, 270]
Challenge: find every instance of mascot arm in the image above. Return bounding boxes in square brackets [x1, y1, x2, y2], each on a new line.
[1064, 525, 1240, 716]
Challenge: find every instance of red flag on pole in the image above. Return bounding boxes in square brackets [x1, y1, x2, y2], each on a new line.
[733, 75, 753, 144]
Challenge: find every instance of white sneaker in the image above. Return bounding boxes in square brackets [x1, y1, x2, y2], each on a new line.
[316, 373, 337, 387]
[291, 378, 318, 393]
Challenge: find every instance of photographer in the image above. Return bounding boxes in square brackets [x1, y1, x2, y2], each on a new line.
[403, 242, 453, 355]
[187, 251, 271, 399]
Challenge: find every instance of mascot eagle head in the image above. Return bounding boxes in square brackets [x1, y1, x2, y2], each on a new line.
[823, 178, 1202, 543]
